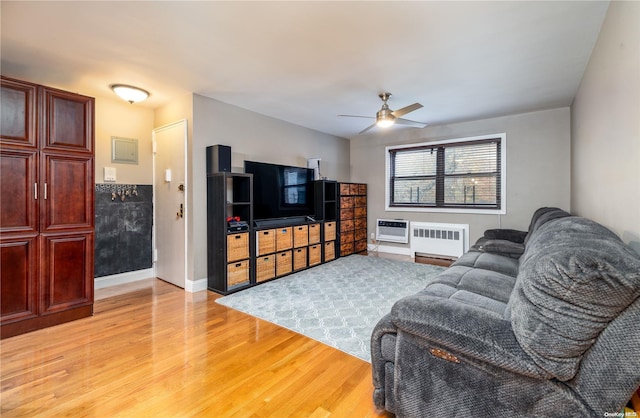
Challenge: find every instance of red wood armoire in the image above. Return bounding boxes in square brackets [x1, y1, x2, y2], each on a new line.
[1, 76, 95, 338]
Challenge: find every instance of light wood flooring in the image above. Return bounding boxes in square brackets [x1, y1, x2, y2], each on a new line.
[1, 278, 394, 417]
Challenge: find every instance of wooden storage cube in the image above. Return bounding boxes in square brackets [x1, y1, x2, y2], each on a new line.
[324, 222, 336, 241]
[293, 225, 309, 248]
[340, 196, 355, 209]
[227, 232, 249, 262]
[324, 241, 335, 261]
[340, 183, 351, 195]
[308, 223, 320, 244]
[354, 206, 367, 218]
[350, 184, 359, 195]
[355, 228, 367, 241]
[227, 260, 249, 286]
[256, 255, 275, 283]
[358, 184, 367, 195]
[293, 247, 307, 271]
[309, 244, 321, 266]
[257, 229, 276, 256]
[276, 250, 292, 276]
[340, 208, 354, 221]
[355, 196, 367, 207]
[340, 219, 355, 233]
[355, 239, 368, 253]
[276, 227, 292, 251]
[340, 241, 354, 256]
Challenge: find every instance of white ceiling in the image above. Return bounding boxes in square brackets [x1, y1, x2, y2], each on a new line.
[1, 1, 609, 139]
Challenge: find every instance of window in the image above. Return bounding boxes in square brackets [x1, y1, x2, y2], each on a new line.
[386, 134, 505, 214]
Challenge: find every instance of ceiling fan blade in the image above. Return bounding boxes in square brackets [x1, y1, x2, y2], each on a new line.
[359, 123, 377, 134]
[338, 114, 375, 119]
[392, 103, 423, 119]
[395, 118, 428, 128]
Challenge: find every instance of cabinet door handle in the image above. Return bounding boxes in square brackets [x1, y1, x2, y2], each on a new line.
[34, 183, 38, 200]
[44, 183, 47, 200]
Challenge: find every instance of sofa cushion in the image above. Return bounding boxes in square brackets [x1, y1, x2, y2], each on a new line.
[452, 251, 519, 277]
[510, 217, 640, 381]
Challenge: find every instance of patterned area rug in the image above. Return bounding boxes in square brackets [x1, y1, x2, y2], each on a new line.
[216, 255, 444, 362]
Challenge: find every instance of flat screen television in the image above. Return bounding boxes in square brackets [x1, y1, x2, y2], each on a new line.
[244, 160, 315, 220]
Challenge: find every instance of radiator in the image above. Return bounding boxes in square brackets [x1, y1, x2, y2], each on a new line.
[376, 219, 409, 244]
[410, 222, 469, 259]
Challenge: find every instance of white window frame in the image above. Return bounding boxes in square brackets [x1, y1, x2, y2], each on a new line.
[385, 133, 507, 215]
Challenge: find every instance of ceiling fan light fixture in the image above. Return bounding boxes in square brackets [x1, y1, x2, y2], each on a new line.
[376, 107, 395, 128]
[110, 84, 150, 104]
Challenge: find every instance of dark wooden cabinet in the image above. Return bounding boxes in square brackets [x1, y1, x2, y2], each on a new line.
[1, 76, 94, 339]
[338, 183, 368, 256]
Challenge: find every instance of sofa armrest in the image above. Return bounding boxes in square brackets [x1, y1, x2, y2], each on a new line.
[483, 228, 527, 243]
[480, 239, 525, 258]
[390, 293, 549, 379]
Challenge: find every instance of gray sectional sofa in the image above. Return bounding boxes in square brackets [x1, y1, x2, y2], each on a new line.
[371, 208, 640, 417]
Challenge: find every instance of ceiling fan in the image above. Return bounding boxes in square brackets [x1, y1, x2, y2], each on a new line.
[339, 93, 427, 134]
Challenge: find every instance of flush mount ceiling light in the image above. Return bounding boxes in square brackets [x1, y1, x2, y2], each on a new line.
[110, 84, 150, 104]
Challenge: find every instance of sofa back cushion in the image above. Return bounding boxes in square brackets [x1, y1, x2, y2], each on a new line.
[509, 217, 640, 381]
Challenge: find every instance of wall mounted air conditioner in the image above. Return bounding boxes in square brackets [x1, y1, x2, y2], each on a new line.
[376, 219, 409, 244]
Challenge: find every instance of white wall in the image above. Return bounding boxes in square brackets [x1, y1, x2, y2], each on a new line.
[571, 0, 640, 253]
[95, 96, 155, 184]
[351, 107, 571, 250]
[191, 94, 350, 282]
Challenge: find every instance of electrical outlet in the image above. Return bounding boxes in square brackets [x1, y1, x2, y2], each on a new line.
[371, 232, 375, 240]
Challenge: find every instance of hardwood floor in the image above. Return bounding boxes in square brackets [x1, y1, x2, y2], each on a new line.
[1, 279, 393, 417]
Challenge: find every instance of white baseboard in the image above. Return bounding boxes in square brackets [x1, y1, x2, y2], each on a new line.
[368, 243, 412, 257]
[186, 278, 208, 293]
[94, 268, 155, 289]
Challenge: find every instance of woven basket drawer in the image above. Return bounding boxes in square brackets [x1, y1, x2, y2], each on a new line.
[227, 260, 249, 287]
[293, 247, 307, 271]
[276, 227, 293, 251]
[256, 255, 275, 283]
[227, 232, 249, 262]
[324, 241, 335, 261]
[293, 225, 309, 248]
[308, 223, 321, 244]
[257, 229, 276, 256]
[309, 244, 321, 266]
[276, 250, 292, 276]
[324, 222, 336, 241]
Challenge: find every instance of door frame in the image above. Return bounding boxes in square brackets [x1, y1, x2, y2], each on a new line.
[152, 119, 188, 288]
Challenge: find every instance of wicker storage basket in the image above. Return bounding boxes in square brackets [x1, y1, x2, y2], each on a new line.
[227, 232, 249, 262]
[276, 250, 292, 276]
[309, 244, 321, 266]
[293, 225, 309, 248]
[324, 222, 336, 241]
[293, 247, 307, 271]
[276, 227, 293, 251]
[256, 255, 275, 283]
[257, 229, 276, 256]
[324, 241, 335, 261]
[227, 260, 249, 286]
[308, 223, 321, 244]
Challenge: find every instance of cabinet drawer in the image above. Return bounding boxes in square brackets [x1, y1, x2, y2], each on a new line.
[355, 228, 367, 241]
[350, 184, 359, 195]
[324, 241, 335, 262]
[308, 223, 321, 244]
[227, 260, 249, 287]
[293, 225, 308, 248]
[355, 239, 368, 253]
[309, 244, 321, 266]
[355, 196, 367, 207]
[276, 250, 292, 276]
[339, 183, 351, 195]
[256, 255, 275, 283]
[340, 208, 354, 221]
[340, 241, 354, 256]
[354, 206, 367, 218]
[293, 247, 307, 271]
[324, 222, 336, 241]
[227, 232, 249, 262]
[257, 229, 276, 256]
[276, 228, 292, 251]
[355, 218, 367, 230]
[340, 196, 355, 209]
[358, 184, 367, 195]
